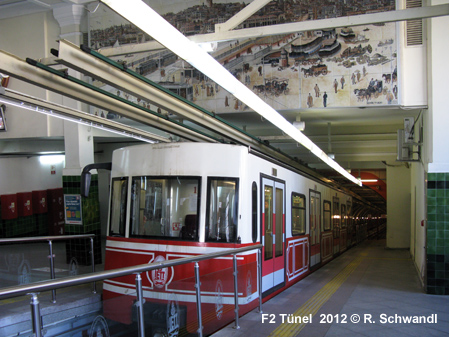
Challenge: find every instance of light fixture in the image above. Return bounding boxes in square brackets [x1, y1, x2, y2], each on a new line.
[197, 42, 218, 52]
[292, 120, 305, 131]
[361, 179, 378, 183]
[100, 0, 362, 186]
[0, 87, 168, 144]
[39, 154, 65, 165]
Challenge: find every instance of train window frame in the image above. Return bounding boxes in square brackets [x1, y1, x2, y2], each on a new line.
[346, 201, 352, 228]
[109, 177, 129, 237]
[205, 177, 239, 243]
[323, 200, 332, 231]
[128, 175, 201, 241]
[291, 192, 306, 236]
[333, 197, 340, 238]
[341, 204, 347, 228]
[252, 181, 258, 243]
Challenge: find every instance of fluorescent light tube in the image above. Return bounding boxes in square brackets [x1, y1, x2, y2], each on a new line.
[100, 0, 362, 186]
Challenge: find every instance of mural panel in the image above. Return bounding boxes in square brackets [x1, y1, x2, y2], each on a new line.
[88, 0, 398, 115]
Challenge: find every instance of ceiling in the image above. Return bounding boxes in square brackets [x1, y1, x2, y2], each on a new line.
[0, 0, 427, 214]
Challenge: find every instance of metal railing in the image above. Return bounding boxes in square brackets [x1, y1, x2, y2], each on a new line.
[0, 234, 96, 303]
[0, 243, 263, 337]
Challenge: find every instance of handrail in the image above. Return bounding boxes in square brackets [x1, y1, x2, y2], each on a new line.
[0, 243, 262, 299]
[0, 234, 95, 244]
[0, 234, 97, 302]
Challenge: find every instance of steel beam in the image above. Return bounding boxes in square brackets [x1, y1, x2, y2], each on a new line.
[0, 87, 170, 144]
[191, 4, 449, 43]
[55, 40, 260, 146]
[215, 0, 273, 33]
[0, 50, 214, 143]
[99, 5, 449, 57]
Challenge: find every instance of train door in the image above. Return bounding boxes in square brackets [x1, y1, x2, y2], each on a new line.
[333, 197, 340, 255]
[340, 203, 347, 253]
[321, 200, 333, 263]
[309, 190, 321, 268]
[347, 201, 353, 248]
[261, 177, 285, 295]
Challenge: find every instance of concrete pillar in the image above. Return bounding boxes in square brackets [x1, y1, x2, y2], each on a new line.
[51, 5, 100, 264]
[425, 0, 449, 295]
[52, 3, 94, 176]
[386, 163, 411, 248]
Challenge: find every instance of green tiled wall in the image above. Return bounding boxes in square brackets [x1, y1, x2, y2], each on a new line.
[63, 174, 100, 233]
[63, 174, 102, 265]
[426, 172, 449, 295]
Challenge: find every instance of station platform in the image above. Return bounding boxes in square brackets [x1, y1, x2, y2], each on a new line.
[212, 240, 449, 337]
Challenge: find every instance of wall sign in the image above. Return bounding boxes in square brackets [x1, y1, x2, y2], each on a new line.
[64, 194, 83, 225]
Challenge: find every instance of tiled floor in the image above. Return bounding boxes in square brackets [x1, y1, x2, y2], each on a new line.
[213, 240, 449, 337]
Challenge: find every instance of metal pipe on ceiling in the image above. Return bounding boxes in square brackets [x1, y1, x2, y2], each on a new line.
[0, 49, 215, 143]
[54, 39, 261, 148]
[0, 87, 170, 143]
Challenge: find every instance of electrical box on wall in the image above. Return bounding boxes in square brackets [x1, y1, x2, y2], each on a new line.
[1, 194, 18, 220]
[32, 190, 47, 214]
[17, 192, 33, 217]
[397, 117, 422, 162]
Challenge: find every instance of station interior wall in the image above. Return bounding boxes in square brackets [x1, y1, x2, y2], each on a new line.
[0, 2, 448, 293]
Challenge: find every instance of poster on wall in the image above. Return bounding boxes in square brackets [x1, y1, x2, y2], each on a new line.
[64, 194, 83, 225]
[88, 0, 398, 116]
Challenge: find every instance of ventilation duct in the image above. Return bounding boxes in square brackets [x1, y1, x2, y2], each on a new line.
[406, 0, 423, 46]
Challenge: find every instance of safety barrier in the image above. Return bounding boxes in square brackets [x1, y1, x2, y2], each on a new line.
[0, 244, 263, 337]
[0, 234, 96, 303]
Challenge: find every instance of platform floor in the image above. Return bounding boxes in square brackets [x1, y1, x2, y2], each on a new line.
[213, 240, 449, 337]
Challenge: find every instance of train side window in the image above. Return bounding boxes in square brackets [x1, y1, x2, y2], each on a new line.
[323, 200, 331, 231]
[252, 181, 257, 243]
[341, 204, 347, 228]
[333, 198, 340, 238]
[129, 176, 200, 240]
[206, 177, 239, 243]
[109, 177, 128, 237]
[292, 193, 306, 236]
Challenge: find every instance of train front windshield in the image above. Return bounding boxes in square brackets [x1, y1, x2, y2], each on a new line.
[130, 176, 200, 239]
[109, 176, 201, 240]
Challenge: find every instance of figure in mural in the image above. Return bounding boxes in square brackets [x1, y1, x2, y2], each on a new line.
[340, 76, 345, 89]
[333, 79, 338, 93]
[307, 93, 313, 108]
[234, 99, 239, 110]
[314, 84, 320, 97]
[363, 66, 367, 77]
[351, 73, 356, 85]
[393, 85, 398, 99]
[386, 90, 394, 104]
[323, 92, 328, 107]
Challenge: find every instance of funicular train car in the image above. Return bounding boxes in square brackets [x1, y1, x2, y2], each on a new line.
[101, 142, 357, 336]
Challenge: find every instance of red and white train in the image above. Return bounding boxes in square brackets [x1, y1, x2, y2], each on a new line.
[101, 142, 370, 336]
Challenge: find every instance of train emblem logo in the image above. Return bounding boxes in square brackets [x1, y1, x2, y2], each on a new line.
[167, 294, 180, 337]
[215, 279, 224, 320]
[149, 255, 169, 288]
